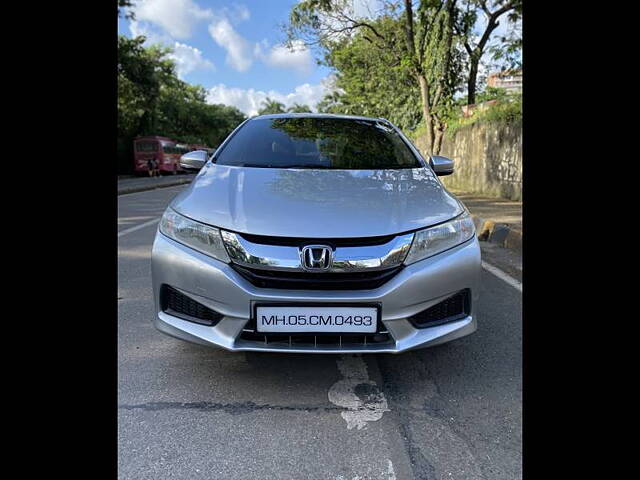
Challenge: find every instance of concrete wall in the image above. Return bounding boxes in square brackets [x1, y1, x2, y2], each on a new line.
[415, 120, 522, 201]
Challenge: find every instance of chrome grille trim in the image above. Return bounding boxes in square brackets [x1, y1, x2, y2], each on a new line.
[220, 231, 414, 273]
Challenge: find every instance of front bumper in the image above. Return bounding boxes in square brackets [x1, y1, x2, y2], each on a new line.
[150, 232, 481, 354]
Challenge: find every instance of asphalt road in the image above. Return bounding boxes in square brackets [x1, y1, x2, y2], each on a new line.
[118, 186, 522, 480]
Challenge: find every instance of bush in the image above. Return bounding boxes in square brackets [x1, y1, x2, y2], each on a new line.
[446, 95, 521, 137]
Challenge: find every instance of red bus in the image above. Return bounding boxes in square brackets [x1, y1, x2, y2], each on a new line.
[133, 136, 189, 175]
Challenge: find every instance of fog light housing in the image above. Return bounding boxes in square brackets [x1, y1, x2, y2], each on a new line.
[160, 285, 223, 326]
[409, 289, 470, 329]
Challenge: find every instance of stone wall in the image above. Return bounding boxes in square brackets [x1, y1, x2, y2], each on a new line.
[415, 120, 522, 201]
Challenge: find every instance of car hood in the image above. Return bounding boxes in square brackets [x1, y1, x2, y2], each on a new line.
[171, 164, 463, 238]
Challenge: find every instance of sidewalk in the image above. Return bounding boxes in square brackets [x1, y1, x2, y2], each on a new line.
[117, 174, 197, 195]
[449, 190, 523, 252]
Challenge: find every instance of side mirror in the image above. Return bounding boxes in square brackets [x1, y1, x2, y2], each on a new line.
[429, 155, 455, 176]
[179, 150, 208, 171]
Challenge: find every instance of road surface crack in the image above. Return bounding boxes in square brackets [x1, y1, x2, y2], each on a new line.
[119, 400, 348, 415]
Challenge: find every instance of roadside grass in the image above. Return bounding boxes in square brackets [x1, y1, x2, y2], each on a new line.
[407, 92, 522, 142]
[445, 97, 522, 137]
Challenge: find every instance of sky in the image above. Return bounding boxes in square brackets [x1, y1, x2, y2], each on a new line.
[118, 0, 343, 116]
[118, 0, 518, 115]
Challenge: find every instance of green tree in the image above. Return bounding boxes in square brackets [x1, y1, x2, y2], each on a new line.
[117, 34, 246, 173]
[454, 0, 522, 105]
[287, 103, 313, 113]
[286, 0, 461, 154]
[317, 15, 422, 131]
[118, 35, 175, 172]
[257, 97, 287, 115]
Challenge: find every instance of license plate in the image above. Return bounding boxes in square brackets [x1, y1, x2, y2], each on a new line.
[255, 305, 378, 333]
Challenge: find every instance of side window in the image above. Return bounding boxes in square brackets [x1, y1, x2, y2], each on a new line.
[136, 141, 158, 152]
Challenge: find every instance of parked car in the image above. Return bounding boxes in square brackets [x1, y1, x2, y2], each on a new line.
[151, 113, 480, 353]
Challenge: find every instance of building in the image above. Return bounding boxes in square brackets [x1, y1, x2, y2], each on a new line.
[487, 69, 522, 93]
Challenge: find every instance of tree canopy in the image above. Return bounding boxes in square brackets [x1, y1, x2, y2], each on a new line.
[317, 15, 423, 132]
[287, 0, 462, 154]
[117, 34, 246, 173]
[455, 0, 522, 104]
[285, 0, 522, 154]
[257, 98, 287, 115]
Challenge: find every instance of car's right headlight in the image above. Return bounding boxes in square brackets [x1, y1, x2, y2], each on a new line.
[159, 208, 230, 263]
[404, 212, 475, 265]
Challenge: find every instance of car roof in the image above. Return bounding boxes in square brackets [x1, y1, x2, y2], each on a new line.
[251, 113, 388, 123]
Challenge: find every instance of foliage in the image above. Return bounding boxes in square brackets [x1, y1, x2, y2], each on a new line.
[117, 34, 246, 173]
[420, 1, 465, 131]
[445, 92, 521, 136]
[475, 86, 510, 103]
[408, 86, 519, 141]
[454, 0, 522, 104]
[286, 0, 521, 151]
[287, 103, 313, 113]
[317, 15, 423, 132]
[286, 0, 462, 154]
[118, 36, 175, 141]
[118, 0, 135, 20]
[487, 20, 522, 70]
[257, 97, 287, 115]
[156, 81, 246, 147]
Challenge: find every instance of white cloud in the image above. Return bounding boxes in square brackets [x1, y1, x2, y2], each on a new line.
[129, 20, 172, 45]
[228, 4, 250, 22]
[256, 40, 314, 76]
[169, 42, 215, 78]
[208, 18, 253, 72]
[206, 77, 335, 116]
[135, 0, 213, 39]
[129, 21, 215, 78]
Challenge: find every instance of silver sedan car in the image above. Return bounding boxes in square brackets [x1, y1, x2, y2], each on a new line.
[151, 114, 481, 353]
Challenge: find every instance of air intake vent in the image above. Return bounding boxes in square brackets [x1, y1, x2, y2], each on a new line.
[409, 289, 470, 328]
[160, 285, 223, 326]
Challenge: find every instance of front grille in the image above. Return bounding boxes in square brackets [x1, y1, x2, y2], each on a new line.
[409, 289, 470, 328]
[160, 285, 223, 326]
[238, 232, 397, 248]
[231, 264, 402, 290]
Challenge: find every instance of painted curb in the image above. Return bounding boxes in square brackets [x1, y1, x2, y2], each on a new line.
[471, 214, 522, 253]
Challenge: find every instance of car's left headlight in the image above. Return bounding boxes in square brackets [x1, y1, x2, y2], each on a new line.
[404, 212, 475, 265]
[159, 208, 230, 263]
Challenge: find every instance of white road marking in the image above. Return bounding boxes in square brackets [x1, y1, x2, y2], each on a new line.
[387, 460, 396, 480]
[482, 260, 522, 292]
[117, 218, 160, 238]
[334, 459, 395, 480]
[328, 355, 390, 430]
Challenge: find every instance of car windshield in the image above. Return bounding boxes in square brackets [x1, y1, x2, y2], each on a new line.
[214, 117, 422, 169]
